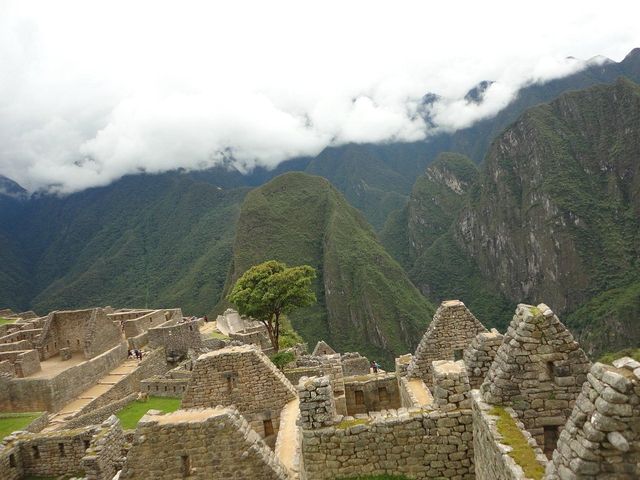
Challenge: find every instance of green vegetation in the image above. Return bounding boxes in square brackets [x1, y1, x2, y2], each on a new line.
[599, 348, 640, 364]
[228, 260, 316, 352]
[209, 330, 230, 340]
[223, 173, 435, 364]
[278, 316, 304, 349]
[336, 417, 370, 429]
[116, 396, 181, 429]
[270, 350, 295, 370]
[489, 406, 545, 480]
[0, 317, 15, 325]
[0, 412, 42, 439]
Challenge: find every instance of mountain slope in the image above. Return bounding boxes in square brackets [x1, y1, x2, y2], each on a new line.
[391, 78, 640, 356]
[223, 172, 435, 362]
[0, 174, 248, 314]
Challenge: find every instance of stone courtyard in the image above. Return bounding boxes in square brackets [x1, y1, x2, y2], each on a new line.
[0, 301, 638, 480]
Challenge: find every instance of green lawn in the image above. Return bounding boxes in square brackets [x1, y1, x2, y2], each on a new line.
[0, 412, 42, 439]
[0, 317, 15, 326]
[116, 396, 181, 429]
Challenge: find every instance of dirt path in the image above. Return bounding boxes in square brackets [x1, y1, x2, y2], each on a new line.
[275, 398, 300, 478]
[43, 358, 139, 431]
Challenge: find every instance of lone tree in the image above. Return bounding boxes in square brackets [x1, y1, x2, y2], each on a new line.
[228, 260, 316, 352]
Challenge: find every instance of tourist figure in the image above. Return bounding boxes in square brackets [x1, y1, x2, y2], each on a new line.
[374, 360, 381, 373]
[136, 349, 143, 361]
[371, 360, 378, 373]
[203, 315, 209, 323]
[127, 349, 134, 359]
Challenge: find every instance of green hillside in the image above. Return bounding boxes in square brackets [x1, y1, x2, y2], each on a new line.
[389, 78, 640, 356]
[223, 172, 435, 363]
[0, 175, 248, 315]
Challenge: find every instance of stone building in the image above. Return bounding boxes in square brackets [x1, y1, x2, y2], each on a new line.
[480, 303, 591, 455]
[1, 299, 637, 480]
[407, 299, 487, 385]
[181, 345, 298, 445]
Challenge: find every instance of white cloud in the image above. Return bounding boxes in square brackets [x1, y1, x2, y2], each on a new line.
[0, 0, 639, 193]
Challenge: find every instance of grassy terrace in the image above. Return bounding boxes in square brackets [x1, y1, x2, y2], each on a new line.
[0, 412, 42, 439]
[0, 317, 15, 325]
[340, 476, 409, 480]
[489, 406, 545, 480]
[116, 396, 181, 429]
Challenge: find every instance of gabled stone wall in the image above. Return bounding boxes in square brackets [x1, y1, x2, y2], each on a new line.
[119, 408, 291, 480]
[464, 329, 503, 389]
[408, 300, 487, 385]
[545, 358, 640, 479]
[481, 304, 591, 450]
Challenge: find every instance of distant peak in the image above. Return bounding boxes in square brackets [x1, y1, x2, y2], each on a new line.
[623, 47, 640, 61]
[0, 175, 28, 200]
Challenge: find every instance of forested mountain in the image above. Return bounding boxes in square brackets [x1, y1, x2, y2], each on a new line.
[387, 78, 640, 356]
[221, 172, 435, 362]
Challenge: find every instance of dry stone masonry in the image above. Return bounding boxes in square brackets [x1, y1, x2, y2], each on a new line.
[408, 300, 487, 385]
[481, 303, 591, 453]
[0, 298, 635, 480]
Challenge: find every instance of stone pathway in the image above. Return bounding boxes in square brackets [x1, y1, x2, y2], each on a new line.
[43, 358, 139, 431]
[406, 378, 434, 406]
[275, 398, 300, 478]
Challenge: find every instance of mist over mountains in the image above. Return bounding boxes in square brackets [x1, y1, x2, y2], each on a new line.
[1, 47, 640, 361]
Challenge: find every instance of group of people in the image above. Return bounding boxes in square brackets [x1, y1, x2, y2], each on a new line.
[127, 349, 143, 361]
[370, 360, 382, 373]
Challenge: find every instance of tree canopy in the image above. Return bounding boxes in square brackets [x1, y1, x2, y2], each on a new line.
[228, 260, 316, 351]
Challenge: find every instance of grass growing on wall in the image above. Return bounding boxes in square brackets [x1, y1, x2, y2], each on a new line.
[116, 396, 181, 429]
[0, 412, 42, 439]
[489, 406, 545, 480]
[599, 348, 640, 364]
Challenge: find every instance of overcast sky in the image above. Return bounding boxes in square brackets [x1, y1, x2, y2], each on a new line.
[1, 0, 639, 193]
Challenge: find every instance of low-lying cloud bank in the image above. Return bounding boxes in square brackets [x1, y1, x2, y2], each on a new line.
[0, 1, 638, 193]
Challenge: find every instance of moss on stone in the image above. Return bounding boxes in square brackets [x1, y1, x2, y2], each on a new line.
[489, 406, 545, 480]
[336, 418, 370, 429]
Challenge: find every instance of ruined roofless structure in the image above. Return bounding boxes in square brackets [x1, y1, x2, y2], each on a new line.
[1, 299, 639, 480]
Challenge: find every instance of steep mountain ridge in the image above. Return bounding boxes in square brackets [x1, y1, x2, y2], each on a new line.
[392, 78, 640, 355]
[223, 172, 435, 362]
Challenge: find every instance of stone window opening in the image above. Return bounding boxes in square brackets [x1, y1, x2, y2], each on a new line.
[32, 445, 40, 459]
[9, 453, 16, 467]
[378, 387, 388, 402]
[263, 419, 275, 437]
[181, 455, 191, 477]
[546, 361, 555, 380]
[355, 390, 365, 405]
[54, 342, 57, 349]
[453, 349, 463, 361]
[224, 372, 236, 392]
[84, 439, 91, 450]
[543, 425, 559, 459]
[58, 443, 65, 457]
[67, 339, 70, 346]
[76, 339, 80, 346]
[189, 325, 193, 331]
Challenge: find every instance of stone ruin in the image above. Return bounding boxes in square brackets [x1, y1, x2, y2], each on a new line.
[0, 299, 638, 480]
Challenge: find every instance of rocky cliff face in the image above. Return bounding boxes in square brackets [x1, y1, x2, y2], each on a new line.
[456, 78, 640, 313]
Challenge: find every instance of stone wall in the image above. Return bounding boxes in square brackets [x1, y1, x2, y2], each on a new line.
[481, 304, 591, 451]
[472, 391, 548, 480]
[65, 394, 138, 430]
[0, 415, 124, 480]
[37, 308, 121, 361]
[341, 352, 370, 376]
[0, 340, 31, 352]
[148, 319, 203, 357]
[343, 373, 400, 415]
[464, 329, 504, 389]
[119, 407, 290, 480]
[81, 415, 126, 480]
[121, 309, 182, 338]
[181, 345, 297, 441]
[0, 349, 41, 377]
[408, 300, 487, 386]
[301, 407, 474, 480]
[545, 358, 640, 479]
[140, 376, 189, 397]
[230, 326, 272, 352]
[432, 360, 472, 411]
[297, 376, 337, 429]
[0, 342, 127, 412]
